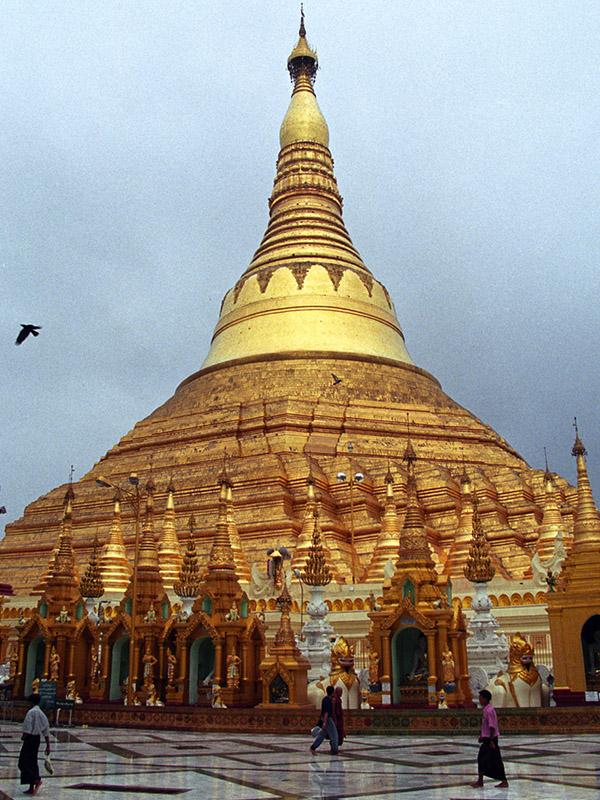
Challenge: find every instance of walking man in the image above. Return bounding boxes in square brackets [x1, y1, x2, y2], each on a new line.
[18, 694, 50, 795]
[332, 685, 345, 747]
[471, 689, 508, 788]
[310, 685, 339, 755]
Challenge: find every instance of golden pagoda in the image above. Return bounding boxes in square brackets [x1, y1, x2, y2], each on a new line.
[98, 494, 132, 594]
[157, 479, 183, 591]
[0, 14, 583, 674]
[547, 426, 600, 699]
[367, 442, 471, 706]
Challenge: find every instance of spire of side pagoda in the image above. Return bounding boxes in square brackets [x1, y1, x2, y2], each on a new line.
[174, 514, 201, 596]
[199, 475, 245, 619]
[301, 508, 332, 586]
[157, 478, 183, 590]
[79, 533, 104, 599]
[464, 489, 496, 584]
[534, 465, 566, 561]
[570, 420, 600, 552]
[99, 494, 132, 593]
[383, 439, 441, 609]
[366, 465, 402, 581]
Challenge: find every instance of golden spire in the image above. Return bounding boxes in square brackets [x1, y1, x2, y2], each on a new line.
[366, 466, 402, 580]
[281, 13, 327, 148]
[301, 509, 332, 586]
[397, 440, 432, 563]
[207, 476, 236, 574]
[571, 421, 600, 550]
[535, 467, 565, 560]
[53, 492, 78, 579]
[443, 470, 474, 575]
[137, 478, 159, 569]
[199, 14, 414, 373]
[157, 478, 182, 590]
[464, 489, 496, 583]
[218, 457, 252, 582]
[79, 534, 104, 599]
[173, 514, 201, 599]
[291, 466, 318, 573]
[98, 495, 132, 593]
[274, 583, 296, 646]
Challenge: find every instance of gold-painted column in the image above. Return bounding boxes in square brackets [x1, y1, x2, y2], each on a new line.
[43, 639, 51, 679]
[448, 632, 463, 703]
[214, 641, 223, 684]
[425, 631, 438, 706]
[67, 638, 75, 682]
[381, 630, 391, 684]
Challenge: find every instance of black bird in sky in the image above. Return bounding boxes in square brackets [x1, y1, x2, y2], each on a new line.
[15, 324, 42, 345]
[332, 373, 342, 385]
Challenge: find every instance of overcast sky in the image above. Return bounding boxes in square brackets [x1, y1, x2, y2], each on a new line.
[2, 1, 599, 536]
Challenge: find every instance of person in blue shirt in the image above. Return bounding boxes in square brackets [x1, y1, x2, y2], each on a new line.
[310, 685, 339, 755]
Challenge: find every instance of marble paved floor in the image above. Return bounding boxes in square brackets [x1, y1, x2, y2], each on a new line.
[1, 722, 600, 799]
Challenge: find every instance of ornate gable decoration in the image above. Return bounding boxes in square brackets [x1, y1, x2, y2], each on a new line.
[379, 597, 434, 631]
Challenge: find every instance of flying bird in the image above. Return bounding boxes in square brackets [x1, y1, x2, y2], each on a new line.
[332, 373, 342, 385]
[15, 324, 42, 345]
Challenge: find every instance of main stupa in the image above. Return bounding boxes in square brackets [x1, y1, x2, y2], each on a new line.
[0, 17, 578, 617]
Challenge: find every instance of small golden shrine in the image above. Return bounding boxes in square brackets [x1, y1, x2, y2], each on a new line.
[259, 583, 311, 707]
[367, 442, 471, 707]
[162, 473, 266, 707]
[547, 427, 600, 699]
[15, 489, 97, 700]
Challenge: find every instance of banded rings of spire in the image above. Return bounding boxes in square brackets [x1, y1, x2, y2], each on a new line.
[199, 14, 415, 373]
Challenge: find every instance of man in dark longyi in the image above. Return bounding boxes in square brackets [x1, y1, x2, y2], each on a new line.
[471, 689, 508, 788]
[18, 694, 51, 795]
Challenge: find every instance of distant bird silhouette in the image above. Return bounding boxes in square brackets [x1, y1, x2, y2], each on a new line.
[332, 373, 342, 385]
[15, 324, 42, 345]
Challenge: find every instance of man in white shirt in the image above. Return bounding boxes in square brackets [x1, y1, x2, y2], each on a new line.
[18, 694, 51, 795]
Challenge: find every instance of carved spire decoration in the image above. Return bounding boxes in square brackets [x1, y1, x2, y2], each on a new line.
[397, 439, 431, 562]
[53, 490, 77, 579]
[443, 470, 474, 575]
[366, 465, 401, 580]
[79, 533, 104, 599]
[98, 494, 132, 593]
[137, 477, 159, 569]
[221, 464, 251, 582]
[157, 478, 182, 590]
[301, 509, 332, 586]
[291, 467, 318, 574]
[464, 490, 495, 583]
[535, 465, 565, 560]
[274, 583, 296, 646]
[173, 514, 201, 599]
[207, 472, 236, 574]
[570, 422, 600, 550]
[287, 6, 318, 84]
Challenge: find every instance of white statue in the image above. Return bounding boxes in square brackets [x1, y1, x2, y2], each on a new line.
[485, 632, 550, 708]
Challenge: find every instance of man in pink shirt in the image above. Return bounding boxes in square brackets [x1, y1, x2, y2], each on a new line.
[471, 689, 509, 788]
